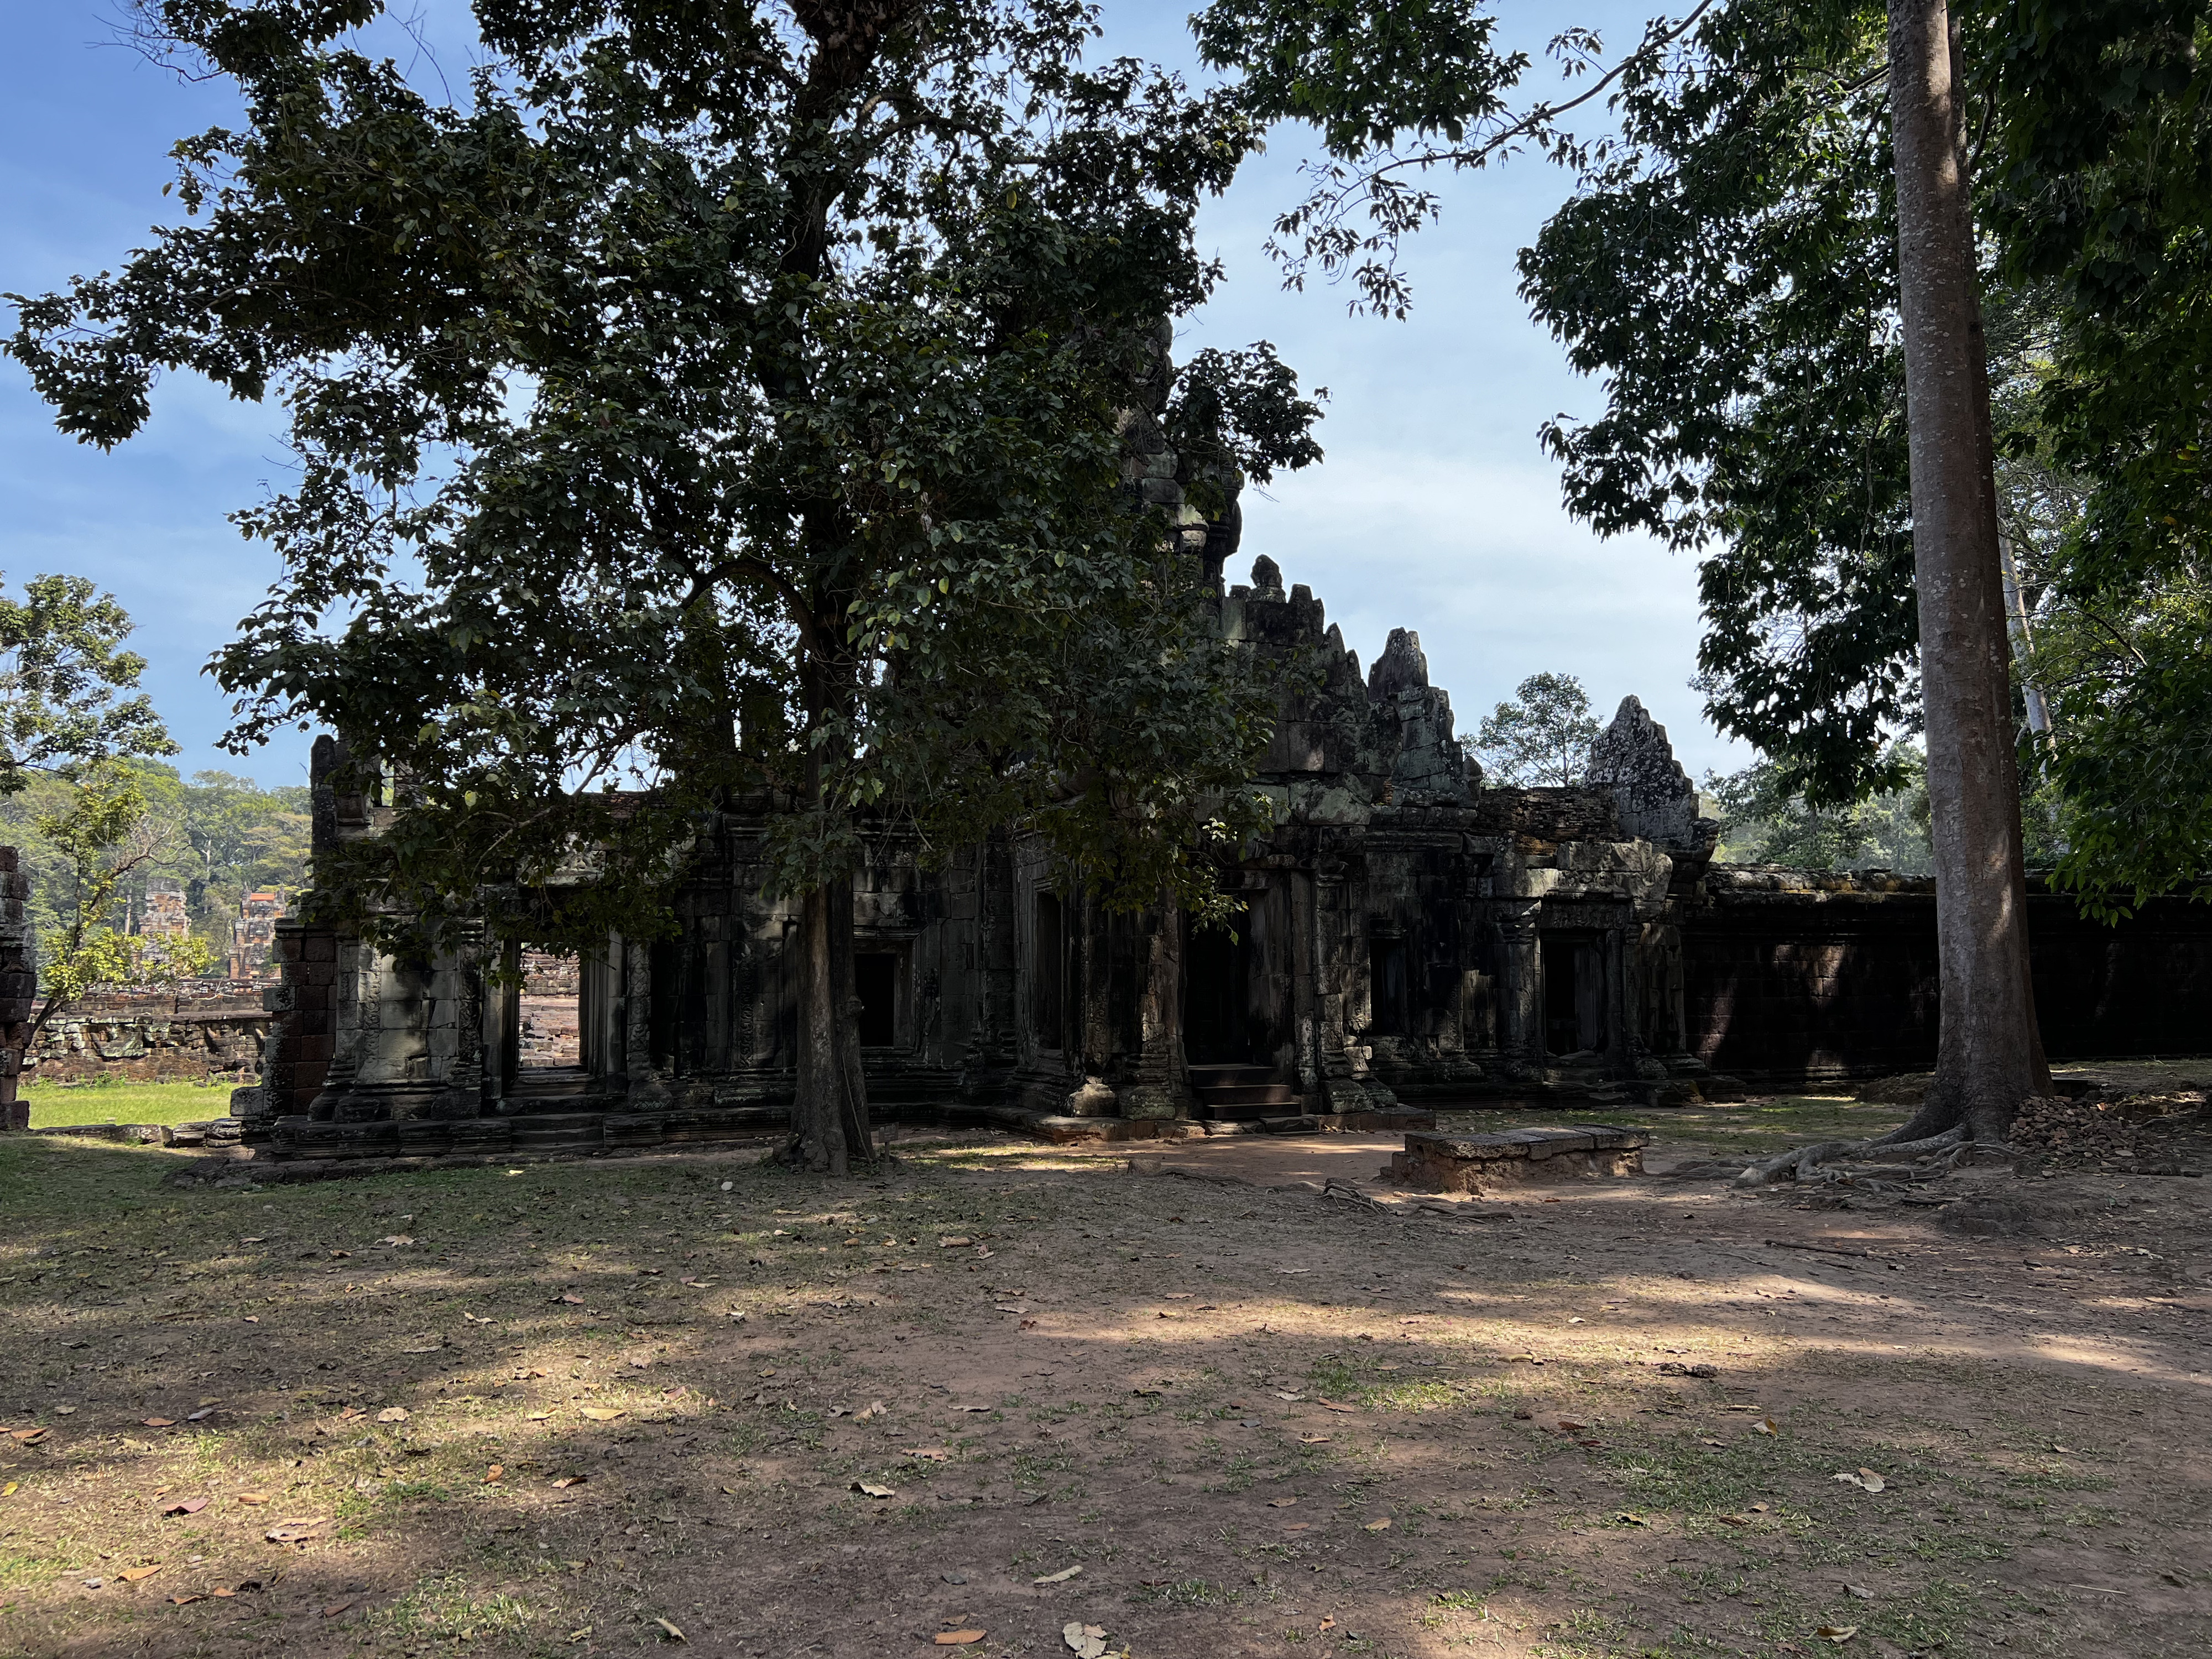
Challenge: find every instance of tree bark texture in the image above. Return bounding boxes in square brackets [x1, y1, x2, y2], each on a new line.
[785, 655, 872, 1174]
[791, 877, 872, 1173]
[1885, 0, 2051, 1144]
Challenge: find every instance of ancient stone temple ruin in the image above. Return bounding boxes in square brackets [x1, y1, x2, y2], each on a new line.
[225, 535, 2212, 1165]
[234, 576, 1740, 1161]
[222, 318, 2212, 1162]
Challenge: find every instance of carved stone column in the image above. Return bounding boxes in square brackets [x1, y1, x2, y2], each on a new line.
[1122, 893, 1190, 1120]
[624, 938, 671, 1108]
[1496, 902, 1543, 1080]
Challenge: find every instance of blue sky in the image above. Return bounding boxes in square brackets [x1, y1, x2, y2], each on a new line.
[0, 1, 1751, 792]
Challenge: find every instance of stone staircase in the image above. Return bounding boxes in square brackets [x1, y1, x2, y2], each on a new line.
[1188, 1063, 1301, 1120]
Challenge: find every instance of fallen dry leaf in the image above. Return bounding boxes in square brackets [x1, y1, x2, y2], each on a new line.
[375, 1407, 409, 1423]
[160, 1499, 207, 1516]
[578, 1406, 625, 1422]
[1815, 1626, 1859, 1644]
[235, 1493, 270, 1506]
[484, 1465, 504, 1483]
[167, 1593, 205, 1605]
[1318, 1400, 1357, 1413]
[934, 1632, 986, 1647]
[119, 1566, 162, 1582]
[1754, 1417, 1778, 1436]
[528, 1411, 552, 1421]
[937, 1237, 972, 1248]
[1268, 1498, 1298, 1508]
[1063, 1621, 1109, 1659]
[264, 1520, 327, 1544]
[853, 1480, 897, 1499]
[140, 1418, 175, 1428]
[12, 1428, 49, 1444]
[1319, 1618, 1337, 1632]
[1298, 1435, 1331, 1445]
[322, 1599, 357, 1619]
[1032, 1564, 1083, 1584]
[552, 1475, 587, 1489]
[653, 1615, 686, 1641]
[1364, 1517, 1392, 1532]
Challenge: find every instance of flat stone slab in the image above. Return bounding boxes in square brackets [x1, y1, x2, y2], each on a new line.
[1386, 1124, 1648, 1193]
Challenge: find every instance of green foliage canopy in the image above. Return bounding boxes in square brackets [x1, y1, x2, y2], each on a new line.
[1516, 0, 2212, 906]
[7, 1, 1326, 955]
[0, 572, 178, 796]
[1464, 670, 1600, 788]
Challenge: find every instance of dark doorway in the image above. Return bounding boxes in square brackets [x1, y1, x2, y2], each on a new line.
[1183, 919, 1254, 1064]
[855, 951, 899, 1047]
[1369, 937, 1409, 1036]
[1031, 893, 1065, 1045]
[1542, 935, 1607, 1055]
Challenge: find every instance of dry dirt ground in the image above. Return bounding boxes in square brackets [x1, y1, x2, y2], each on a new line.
[3, 1093, 2209, 1659]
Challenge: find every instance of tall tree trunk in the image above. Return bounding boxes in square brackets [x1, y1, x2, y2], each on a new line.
[1884, 0, 2051, 1145]
[786, 660, 872, 1174]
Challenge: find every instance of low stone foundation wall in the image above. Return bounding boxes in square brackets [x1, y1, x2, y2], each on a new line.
[27, 995, 270, 1084]
[1386, 1125, 1647, 1192]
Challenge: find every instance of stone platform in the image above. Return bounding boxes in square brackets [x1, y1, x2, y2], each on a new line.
[988, 1105, 1436, 1145]
[1385, 1125, 1648, 1193]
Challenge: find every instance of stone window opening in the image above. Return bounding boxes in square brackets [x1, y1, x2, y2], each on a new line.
[1031, 891, 1066, 1047]
[1542, 934, 1607, 1057]
[854, 948, 902, 1048]
[1369, 935, 1410, 1036]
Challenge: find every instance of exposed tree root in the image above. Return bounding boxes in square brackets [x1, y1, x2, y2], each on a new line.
[1731, 1123, 1980, 1189]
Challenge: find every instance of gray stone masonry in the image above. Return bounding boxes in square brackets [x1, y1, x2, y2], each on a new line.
[1386, 1125, 1649, 1192]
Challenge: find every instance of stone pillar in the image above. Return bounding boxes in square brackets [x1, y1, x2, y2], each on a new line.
[443, 923, 488, 1115]
[958, 835, 1018, 1103]
[0, 848, 29, 1132]
[1121, 894, 1190, 1120]
[624, 938, 671, 1107]
[1497, 902, 1543, 1079]
[1292, 866, 1323, 1108]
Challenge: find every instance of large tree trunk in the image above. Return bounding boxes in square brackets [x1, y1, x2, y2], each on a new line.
[785, 660, 873, 1174]
[1884, 0, 2051, 1145]
[791, 878, 872, 1172]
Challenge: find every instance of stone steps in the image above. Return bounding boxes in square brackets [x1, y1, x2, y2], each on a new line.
[1189, 1063, 1300, 1119]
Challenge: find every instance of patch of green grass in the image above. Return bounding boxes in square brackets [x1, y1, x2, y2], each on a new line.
[1134, 1577, 1235, 1608]
[24, 1078, 242, 1128]
[374, 1573, 533, 1641]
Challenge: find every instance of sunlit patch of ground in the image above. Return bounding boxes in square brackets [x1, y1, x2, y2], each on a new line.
[1, 1097, 2206, 1659]
[23, 1081, 244, 1130]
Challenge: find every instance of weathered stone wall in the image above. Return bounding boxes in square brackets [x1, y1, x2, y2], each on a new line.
[25, 994, 270, 1083]
[1681, 869, 2212, 1083]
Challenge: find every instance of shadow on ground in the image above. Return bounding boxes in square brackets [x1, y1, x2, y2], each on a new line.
[2, 1100, 2207, 1659]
